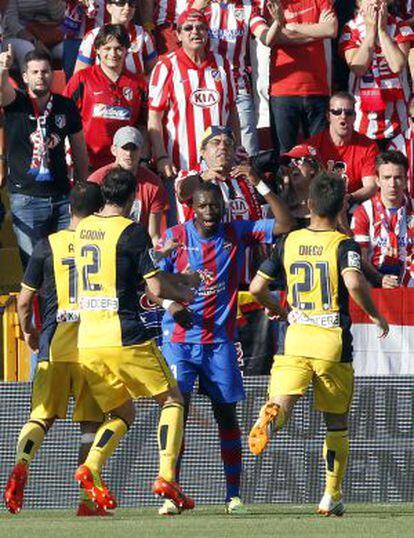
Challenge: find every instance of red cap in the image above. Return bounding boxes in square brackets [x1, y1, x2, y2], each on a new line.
[177, 9, 208, 28]
[280, 144, 321, 164]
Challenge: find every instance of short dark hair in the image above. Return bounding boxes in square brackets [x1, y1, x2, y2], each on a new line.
[94, 24, 131, 51]
[376, 150, 409, 174]
[101, 168, 136, 206]
[193, 181, 224, 205]
[329, 91, 356, 108]
[22, 49, 52, 72]
[309, 172, 346, 218]
[70, 182, 104, 218]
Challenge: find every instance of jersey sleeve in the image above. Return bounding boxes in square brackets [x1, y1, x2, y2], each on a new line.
[21, 239, 51, 290]
[256, 235, 285, 281]
[63, 71, 84, 110]
[338, 238, 362, 275]
[148, 59, 172, 112]
[396, 17, 414, 43]
[250, 0, 267, 34]
[123, 223, 159, 279]
[339, 21, 359, 56]
[351, 204, 371, 248]
[360, 142, 379, 178]
[77, 30, 96, 65]
[234, 219, 275, 246]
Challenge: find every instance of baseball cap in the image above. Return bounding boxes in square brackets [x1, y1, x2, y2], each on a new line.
[200, 125, 234, 149]
[177, 9, 208, 28]
[280, 144, 321, 165]
[113, 126, 144, 149]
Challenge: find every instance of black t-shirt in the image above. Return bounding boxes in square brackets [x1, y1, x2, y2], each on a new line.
[4, 91, 82, 197]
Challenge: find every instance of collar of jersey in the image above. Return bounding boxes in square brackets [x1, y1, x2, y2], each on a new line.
[176, 47, 214, 70]
[189, 218, 222, 241]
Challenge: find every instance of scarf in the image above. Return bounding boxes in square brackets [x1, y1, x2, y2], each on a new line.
[28, 95, 54, 182]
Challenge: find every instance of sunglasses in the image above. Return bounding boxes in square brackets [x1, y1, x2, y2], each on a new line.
[288, 157, 315, 167]
[330, 108, 355, 117]
[181, 23, 207, 32]
[108, 0, 136, 6]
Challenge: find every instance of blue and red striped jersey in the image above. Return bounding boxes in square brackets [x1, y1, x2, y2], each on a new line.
[158, 218, 274, 344]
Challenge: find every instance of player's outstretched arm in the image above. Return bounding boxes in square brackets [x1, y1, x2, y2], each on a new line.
[342, 269, 389, 338]
[17, 287, 39, 352]
[145, 271, 197, 303]
[249, 273, 287, 319]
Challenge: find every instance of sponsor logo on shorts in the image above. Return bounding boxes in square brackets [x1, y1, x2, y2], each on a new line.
[190, 89, 220, 108]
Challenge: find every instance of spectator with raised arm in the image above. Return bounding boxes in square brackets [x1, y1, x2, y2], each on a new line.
[339, 0, 413, 148]
[0, 46, 88, 268]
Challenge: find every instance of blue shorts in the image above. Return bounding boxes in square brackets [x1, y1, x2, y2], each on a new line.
[162, 342, 245, 403]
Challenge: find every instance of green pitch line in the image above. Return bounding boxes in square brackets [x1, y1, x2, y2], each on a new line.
[1, 504, 413, 538]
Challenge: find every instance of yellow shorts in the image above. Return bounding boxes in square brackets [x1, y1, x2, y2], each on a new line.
[79, 340, 177, 413]
[268, 355, 354, 414]
[30, 361, 104, 422]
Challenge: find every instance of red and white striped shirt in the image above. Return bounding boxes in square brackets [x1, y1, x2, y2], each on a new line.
[352, 193, 414, 284]
[153, 0, 188, 26]
[175, 166, 263, 223]
[339, 14, 414, 140]
[77, 22, 157, 74]
[64, 1, 109, 39]
[198, 0, 267, 92]
[387, 128, 414, 197]
[149, 48, 236, 170]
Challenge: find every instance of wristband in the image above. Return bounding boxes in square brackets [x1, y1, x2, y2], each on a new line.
[255, 180, 271, 197]
[162, 299, 174, 310]
[143, 21, 155, 32]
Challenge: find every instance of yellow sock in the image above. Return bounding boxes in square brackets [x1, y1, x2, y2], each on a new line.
[158, 403, 184, 482]
[323, 429, 349, 500]
[16, 420, 48, 465]
[84, 417, 128, 474]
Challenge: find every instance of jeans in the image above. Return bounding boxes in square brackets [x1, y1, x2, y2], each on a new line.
[269, 95, 329, 154]
[10, 193, 70, 270]
[236, 92, 260, 157]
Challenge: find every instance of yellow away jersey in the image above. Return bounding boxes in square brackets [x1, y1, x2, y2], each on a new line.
[74, 214, 158, 348]
[21, 229, 79, 362]
[258, 228, 362, 362]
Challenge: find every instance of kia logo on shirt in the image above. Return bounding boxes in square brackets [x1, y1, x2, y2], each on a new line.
[190, 89, 220, 108]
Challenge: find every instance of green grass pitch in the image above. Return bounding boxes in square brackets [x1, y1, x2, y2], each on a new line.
[1, 504, 414, 538]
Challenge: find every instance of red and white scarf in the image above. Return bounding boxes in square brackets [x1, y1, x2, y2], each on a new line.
[28, 95, 54, 182]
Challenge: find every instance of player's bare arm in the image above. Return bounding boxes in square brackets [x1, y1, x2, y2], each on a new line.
[17, 287, 39, 352]
[249, 273, 288, 320]
[342, 269, 389, 337]
[231, 162, 295, 234]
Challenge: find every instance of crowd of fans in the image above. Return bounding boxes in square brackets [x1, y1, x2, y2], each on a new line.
[0, 0, 414, 289]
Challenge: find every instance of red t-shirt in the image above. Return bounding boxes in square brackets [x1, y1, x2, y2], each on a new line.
[88, 164, 168, 229]
[306, 129, 379, 193]
[64, 65, 147, 169]
[267, 0, 334, 96]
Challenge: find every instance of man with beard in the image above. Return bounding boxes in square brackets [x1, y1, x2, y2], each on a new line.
[0, 46, 89, 268]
